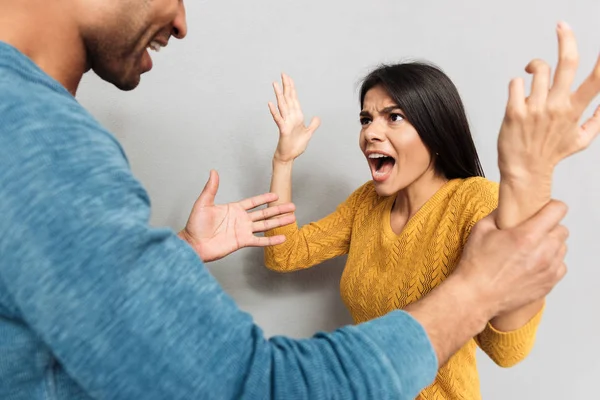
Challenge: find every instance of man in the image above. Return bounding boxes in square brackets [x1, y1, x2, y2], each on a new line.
[1, 1, 598, 399]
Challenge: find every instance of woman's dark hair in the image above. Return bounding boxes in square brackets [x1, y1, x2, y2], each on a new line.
[359, 61, 484, 179]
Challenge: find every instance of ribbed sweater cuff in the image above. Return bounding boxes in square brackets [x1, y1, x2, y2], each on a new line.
[481, 303, 545, 346]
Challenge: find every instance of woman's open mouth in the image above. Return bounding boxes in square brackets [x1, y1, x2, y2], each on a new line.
[367, 152, 396, 182]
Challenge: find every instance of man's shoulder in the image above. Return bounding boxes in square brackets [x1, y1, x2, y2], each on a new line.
[0, 64, 136, 225]
[0, 70, 92, 133]
[0, 70, 126, 169]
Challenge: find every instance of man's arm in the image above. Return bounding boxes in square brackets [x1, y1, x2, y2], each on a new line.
[405, 203, 568, 366]
[1, 144, 439, 400]
[2, 145, 569, 400]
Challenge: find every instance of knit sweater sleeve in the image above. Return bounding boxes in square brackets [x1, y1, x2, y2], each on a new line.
[264, 182, 373, 272]
[0, 45, 441, 400]
[459, 178, 544, 368]
[0, 116, 439, 400]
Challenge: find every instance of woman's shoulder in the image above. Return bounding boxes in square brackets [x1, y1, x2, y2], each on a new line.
[453, 177, 499, 202]
[460, 176, 499, 193]
[340, 180, 388, 212]
[446, 176, 499, 217]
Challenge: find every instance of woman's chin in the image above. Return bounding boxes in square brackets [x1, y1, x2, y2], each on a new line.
[373, 180, 400, 197]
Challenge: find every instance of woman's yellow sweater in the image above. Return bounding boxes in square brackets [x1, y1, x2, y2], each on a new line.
[265, 177, 544, 400]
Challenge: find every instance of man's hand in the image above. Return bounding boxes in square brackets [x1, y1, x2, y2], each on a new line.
[405, 200, 568, 367]
[178, 170, 297, 262]
[456, 201, 568, 318]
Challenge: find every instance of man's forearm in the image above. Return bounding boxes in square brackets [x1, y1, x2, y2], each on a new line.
[264, 311, 439, 399]
[404, 274, 491, 367]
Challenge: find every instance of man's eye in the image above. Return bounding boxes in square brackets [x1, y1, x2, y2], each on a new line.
[360, 117, 371, 125]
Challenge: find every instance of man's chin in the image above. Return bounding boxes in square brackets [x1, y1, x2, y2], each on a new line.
[112, 78, 140, 91]
[94, 67, 141, 91]
[109, 72, 141, 91]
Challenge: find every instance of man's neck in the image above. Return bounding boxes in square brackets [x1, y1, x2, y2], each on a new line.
[0, 2, 87, 96]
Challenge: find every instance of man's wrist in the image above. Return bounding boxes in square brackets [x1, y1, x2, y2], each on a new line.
[404, 273, 492, 366]
[438, 273, 492, 333]
[178, 228, 196, 248]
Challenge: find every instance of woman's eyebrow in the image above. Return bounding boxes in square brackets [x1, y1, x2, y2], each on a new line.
[360, 106, 402, 117]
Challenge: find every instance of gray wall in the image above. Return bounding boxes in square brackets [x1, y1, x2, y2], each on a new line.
[77, 1, 600, 398]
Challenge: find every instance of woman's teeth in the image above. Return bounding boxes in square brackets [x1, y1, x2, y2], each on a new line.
[368, 153, 395, 178]
[368, 153, 389, 159]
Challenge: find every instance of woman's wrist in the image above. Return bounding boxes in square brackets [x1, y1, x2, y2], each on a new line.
[498, 157, 555, 185]
[497, 168, 553, 229]
[272, 156, 295, 167]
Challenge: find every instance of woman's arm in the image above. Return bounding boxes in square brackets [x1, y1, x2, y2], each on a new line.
[267, 73, 320, 209]
[264, 182, 372, 272]
[492, 22, 600, 331]
[264, 73, 359, 271]
[453, 180, 544, 367]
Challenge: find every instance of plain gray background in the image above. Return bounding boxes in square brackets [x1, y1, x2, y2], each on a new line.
[77, 1, 599, 398]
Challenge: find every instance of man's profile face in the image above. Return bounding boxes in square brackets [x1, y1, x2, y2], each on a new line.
[79, 0, 187, 90]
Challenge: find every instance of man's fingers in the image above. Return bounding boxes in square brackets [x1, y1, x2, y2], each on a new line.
[249, 202, 296, 221]
[238, 193, 279, 211]
[547, 224, 570, 243]
[196, 170, 219, 207]
[549, 246, 568, 284]
[245, 234, 287, 248]
[556, 262, 568, 282]
[514, 200, 568, 243]
[252, 214, 297, 233]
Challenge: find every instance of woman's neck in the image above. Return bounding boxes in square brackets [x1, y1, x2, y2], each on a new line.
[392, 170, 449, 220]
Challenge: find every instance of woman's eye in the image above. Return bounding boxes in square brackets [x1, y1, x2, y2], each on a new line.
[390, 113, 404, 122]
[360, 117, 371, 126]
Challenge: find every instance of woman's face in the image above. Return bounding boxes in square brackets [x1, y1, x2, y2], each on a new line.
[359, 85, 437, 197]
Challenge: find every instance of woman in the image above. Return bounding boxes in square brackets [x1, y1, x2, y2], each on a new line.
[264, 63, 524, 399]
[263, 27, 600, 398]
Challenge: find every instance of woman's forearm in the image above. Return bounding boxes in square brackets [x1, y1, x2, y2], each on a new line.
[497, 172, 554, 228]
[269, 158, 294, 209]
[491, 172, 554, 331]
